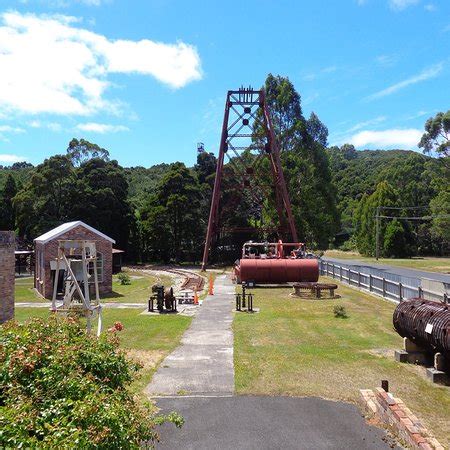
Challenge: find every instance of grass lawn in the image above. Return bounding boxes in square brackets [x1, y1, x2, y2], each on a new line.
[14, 269, 174, 304]
[103, 270, 174, 303]
[13, 307, 191, 395]
[324, 250, 450, 274]
[15, 277, 41, 302]
[233, 277, 450, 444]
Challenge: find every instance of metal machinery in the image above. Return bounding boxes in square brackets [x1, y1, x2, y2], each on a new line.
[201, 87, 298, 270]
[393, 298, 450, 360]
[148, 284, 177, 313]
[234, 241, 319, 284]
[51, 240, 102, 336]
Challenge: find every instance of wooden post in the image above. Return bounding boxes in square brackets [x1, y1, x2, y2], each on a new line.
[375, 206, 380, 260]
[398, 282, 403, 302]
[358, 271, 361, 287]
[369, 274, 372, 292]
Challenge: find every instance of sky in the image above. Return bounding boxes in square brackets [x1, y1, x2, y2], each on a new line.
[0, 0, 449, 167]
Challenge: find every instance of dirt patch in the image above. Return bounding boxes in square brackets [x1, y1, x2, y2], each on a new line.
[364, 348, 395, 359]
[126, 349, 166, 372]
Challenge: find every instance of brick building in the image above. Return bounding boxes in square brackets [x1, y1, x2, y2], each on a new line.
[34, 221, 115, 299]
[0, 231, 15, 323]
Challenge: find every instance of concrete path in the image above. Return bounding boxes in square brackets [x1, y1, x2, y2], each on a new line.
[146, 274, 235, 396]
[155, 396, 399, 450]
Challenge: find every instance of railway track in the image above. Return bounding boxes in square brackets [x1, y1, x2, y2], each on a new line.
[128, 265, 205, 292]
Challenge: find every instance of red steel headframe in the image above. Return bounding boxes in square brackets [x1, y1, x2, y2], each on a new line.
[201, 87, 298, 270]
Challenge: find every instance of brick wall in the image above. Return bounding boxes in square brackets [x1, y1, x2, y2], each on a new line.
[35, 225, 113, 299]
[0, 231, 15, 323]
[360, 388, 444, 450]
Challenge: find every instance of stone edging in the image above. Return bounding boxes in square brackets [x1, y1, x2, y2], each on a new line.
[360, 388, 444, 450]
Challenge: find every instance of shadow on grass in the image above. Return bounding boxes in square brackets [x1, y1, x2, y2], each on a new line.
[101, 291, 126, 299]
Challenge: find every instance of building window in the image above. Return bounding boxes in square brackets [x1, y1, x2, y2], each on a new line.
[88, 252, 103, 283]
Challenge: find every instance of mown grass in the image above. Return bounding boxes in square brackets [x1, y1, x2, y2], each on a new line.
[14, 269, 174, 304]
[12, 307, 191, 396]
[103, 270, 173, 303]
[233, 278, 450, 444]
[324, 250, 450, 274]
[14, 277, 40, 302]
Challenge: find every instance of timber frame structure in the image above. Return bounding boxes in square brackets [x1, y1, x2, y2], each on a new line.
[201, 87, 298, 270]
[51, 240, 102, 335]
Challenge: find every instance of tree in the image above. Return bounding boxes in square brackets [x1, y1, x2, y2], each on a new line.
[429, 191, 450, 243]
[73, 158, 132, 250]
[67, 138, 110, 167]
[13, 142, 131, 248]
[418, 110, 450, 162]
[383, 219, 409, 258]
[306, 112, 328, 147]
[0, 174, 17, 230]
[140, 163, 203, 262]
[354, 181, 399, 256]
[261, 74, 339, 248]
[14, 155, 75, 239]
[194, 151, 217, 186]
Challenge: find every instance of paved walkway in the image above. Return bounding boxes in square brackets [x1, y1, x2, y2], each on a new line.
[146, 274, 235, 395]
[142, 274, 397, 449]
[156, 396, 399, 450]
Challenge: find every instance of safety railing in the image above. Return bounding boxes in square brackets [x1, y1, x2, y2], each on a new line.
[319, 260, 448, 304]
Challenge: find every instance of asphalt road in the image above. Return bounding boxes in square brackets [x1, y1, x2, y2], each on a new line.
[155, 396, 399, 450]
[322, 257, 450, 284]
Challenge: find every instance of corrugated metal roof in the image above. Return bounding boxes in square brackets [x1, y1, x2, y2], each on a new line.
[34, 221, 115, 244]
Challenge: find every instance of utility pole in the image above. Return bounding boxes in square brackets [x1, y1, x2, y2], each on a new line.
[375, 206, 380, 260]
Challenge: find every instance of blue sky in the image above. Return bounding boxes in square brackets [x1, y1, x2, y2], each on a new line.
[0, 0, 449, 167]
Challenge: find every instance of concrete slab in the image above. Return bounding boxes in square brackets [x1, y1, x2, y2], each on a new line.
[155, 396, 400, 450]
[146, 275, 235, 396]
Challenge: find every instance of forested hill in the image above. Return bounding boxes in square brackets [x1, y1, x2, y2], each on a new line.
[0, 148, 439, 217]
[327, 147, 439, 231]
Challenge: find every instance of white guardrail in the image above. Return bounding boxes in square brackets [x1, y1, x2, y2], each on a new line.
[319, 260, 449, 304]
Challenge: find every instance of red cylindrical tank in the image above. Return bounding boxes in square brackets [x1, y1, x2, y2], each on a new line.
[237, 258, 319, 284]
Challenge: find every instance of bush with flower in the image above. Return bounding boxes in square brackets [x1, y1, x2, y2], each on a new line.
[0, 316, 182, 448]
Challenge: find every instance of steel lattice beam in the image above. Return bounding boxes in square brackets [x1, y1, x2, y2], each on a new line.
[201, 87, 298, 270]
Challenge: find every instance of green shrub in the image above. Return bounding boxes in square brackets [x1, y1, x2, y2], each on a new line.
[0, 316, 182, 448]
[333, 305, 348, 318]
[117, 272, 132, 285]
[339, 236, 357, 252]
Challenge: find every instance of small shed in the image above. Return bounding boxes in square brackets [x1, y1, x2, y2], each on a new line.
[34, 221, 115, 299]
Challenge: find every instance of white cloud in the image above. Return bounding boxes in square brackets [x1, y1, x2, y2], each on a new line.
[389, 0, 420, 11]
[366, 63, 443, 100]
[424, 3, 436, 11]
[0, 11, 202, 116]
[348, 128, 422, 148]
[19, 0, 108, 7]
[0, 125, 25, 134]
[76, 122, 129, 133]
[375, 54, 397, 67]
[346, 116, 387, 133]
[0, 154, 27, 163]
[29, 120, 62, 131]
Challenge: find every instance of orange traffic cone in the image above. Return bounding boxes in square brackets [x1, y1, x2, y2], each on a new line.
[194, 288, 199, 305]
[209, 274, 214, 295]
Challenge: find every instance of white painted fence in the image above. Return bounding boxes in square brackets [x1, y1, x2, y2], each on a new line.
[319, 260, 448, 304]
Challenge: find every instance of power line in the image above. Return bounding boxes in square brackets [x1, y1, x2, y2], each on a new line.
[378, 214, 450, 220]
